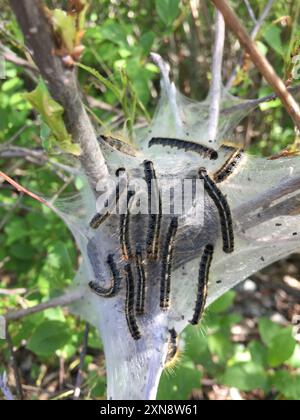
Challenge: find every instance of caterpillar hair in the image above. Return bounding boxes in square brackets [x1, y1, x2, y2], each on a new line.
[90, 168, 127, 229]
[88, 254, 122, 298]
[199, 169, 234, 254]
[160, 217, 178, 310]
[120, 190, 135, 260]
[135, 246, 147, 316]
[213, 149, 244, 184]
[149, 137, 219, 161]
[125, 264, 141, 340]
[164, 328, 179, 368]
[189, 244, 214, 325]
[144, 160, 162, 260]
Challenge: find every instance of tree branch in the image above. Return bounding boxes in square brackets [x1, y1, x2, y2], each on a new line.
[8, 0, 109, 191]
[5, 289, 84, 322]
[211, 0, 300, 129]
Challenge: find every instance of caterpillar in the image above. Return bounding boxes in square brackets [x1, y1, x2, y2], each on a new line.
[135, 246, 147, 316]
[144, 160, 162, 260]
[88, 254, 122, 298]
[189, 244, 214, 325]
[120, 190, 135, 260]
[164, 328, 179, 368]
[160, 217, 178, 310]
[149, 137, 219, 161]
[199, 168, 234, 254]
[213, 148, 244, 184]
[98, 135, 138, 157]
[125, 263, 141, 340]
[90, 169, 127, 229]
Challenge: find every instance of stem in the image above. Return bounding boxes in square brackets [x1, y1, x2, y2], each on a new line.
[211, 0, 300, 129]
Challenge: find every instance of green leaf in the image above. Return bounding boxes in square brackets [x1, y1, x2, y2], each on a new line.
[287, 345, 300, 369]
[221, 362, 268, 392]
[208, 331, 234, 363]
[157, 361, 202, 400]
[259, 319, 296, 367]
[155, 0, 180, 26]
[272, 371, 300, 400]
[267, 328, 296, 368]
[263, 26, 284, 57]
[248, 341, 268, 368]
[209, 291, 236, 313]
[27, 321, 71, 356]
[24, 81, 80, 156]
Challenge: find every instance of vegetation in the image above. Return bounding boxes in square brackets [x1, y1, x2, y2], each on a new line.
[0, 0, 299, 400]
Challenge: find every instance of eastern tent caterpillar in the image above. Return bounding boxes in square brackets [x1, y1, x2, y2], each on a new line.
[149, 137, 219, 161]
[125, 263, 141, 340]
[88, 254, 122, 298]
[199, 169, 234, 254]
[135, 246, 146, 316]
[213, 149, 244, 184]
[189, 244, 214, 325]
[144, 160, 162, 260]
[98, 135, 138, 157]
[160, 217, 178, 310]
[90, 168, 126, 229]
[164, 328, 179, 367]
[120, 190, 135, 261]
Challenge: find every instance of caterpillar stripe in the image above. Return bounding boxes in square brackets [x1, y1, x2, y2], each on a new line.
[189, 244, 214, 325]
[125, 264, 141, 340]
[160, 217, 178, 310]
[135, 246, 146, 316]
[120, 190, 135, 260]
[88, 254, 122, 298]
[149, 137, 219, 161]
[98, 135, 138, 157]
[213, 149, 244, 184]
[144, 160, 162, 260]
[199, 169, 234, 254]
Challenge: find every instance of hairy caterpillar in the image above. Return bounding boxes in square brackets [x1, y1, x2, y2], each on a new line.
[125, 264, 141, 340]
[160, 217, 178, 310]
[149, 137, 219, 161]
[135, 245, 147, 316]
[164, 328, 179, 368]
[189, 244, 214, 325]
[144, 160, 162, 260]
[214, 149, 244, 184]
[120, 190, 135, 260]
[88, 254, 122, 298]
[199, 169, 234, 254]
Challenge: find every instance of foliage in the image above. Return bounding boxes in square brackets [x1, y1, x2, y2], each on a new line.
[0, 0, 299, 400]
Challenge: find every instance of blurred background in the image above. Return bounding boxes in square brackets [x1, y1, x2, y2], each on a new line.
[0, 0, 299, 400]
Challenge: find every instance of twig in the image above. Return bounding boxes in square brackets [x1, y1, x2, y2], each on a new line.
[9, 0, 109, 191]
[226, 0, 275, 88]
[208, 10, 225, 142]
[0, 288, 27, 296]
[6, 327, 24, 400]
[0, 170, 49, 207]
[243, 0, 257, 24]
[222, 84, 300, 116]
[5, 289, 84, 321]
[212, 0, 300, 129]
[73, 322, 90, 400]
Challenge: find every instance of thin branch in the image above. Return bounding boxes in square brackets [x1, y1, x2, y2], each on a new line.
[8, 0, 109, 191]
[0, 288, 27, 296]
[6, 327, 24, 400]
[0, 170, 49, 207]
[227, 0, 275, 88]
[208, 10, 226, 142]
[73, 322, 90, 400]
[5, 289, 84, 322]
[222, 84, 300, 116]
[212, 0, 300, 129]
[243, 0, 257, 24]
